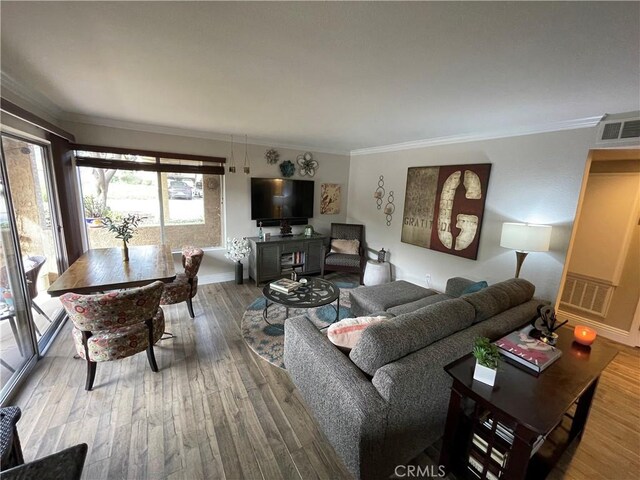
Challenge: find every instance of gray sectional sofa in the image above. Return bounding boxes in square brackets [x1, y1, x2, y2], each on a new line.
[284, 277, 539, 480]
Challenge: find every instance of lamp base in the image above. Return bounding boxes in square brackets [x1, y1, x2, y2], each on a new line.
[514, 251, 528, 278]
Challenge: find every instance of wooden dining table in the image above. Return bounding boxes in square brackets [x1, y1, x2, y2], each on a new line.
[47, 245, 177, 297]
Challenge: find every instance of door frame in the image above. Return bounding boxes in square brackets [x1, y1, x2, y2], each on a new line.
[555, 148, 640, 346]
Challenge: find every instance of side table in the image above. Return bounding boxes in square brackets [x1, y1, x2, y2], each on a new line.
[363, 260, 391, 286]
[439, 330, 618, 480]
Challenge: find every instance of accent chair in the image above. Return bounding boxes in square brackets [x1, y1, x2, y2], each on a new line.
[60, 281, 165, 391]
[159, 246, 204, 318]
[321, 223, 366, 285]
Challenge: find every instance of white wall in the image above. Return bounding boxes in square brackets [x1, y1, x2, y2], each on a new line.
[347, 128, 596, 301]
[568, 172, 640, 283]
[63, 121, 350, 281]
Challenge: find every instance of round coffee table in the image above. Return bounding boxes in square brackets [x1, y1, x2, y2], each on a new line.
[262, 277, 340, 326]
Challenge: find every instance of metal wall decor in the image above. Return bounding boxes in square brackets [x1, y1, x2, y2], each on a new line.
[374, 175, 385, 209]
[297, 152, 318, 176]
[384, 191, 395, 226]
[279, 160, 295, 177]
[265, 148, 280, 164]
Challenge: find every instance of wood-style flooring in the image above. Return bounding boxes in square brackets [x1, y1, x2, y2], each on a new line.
[9, 279, 640, 479]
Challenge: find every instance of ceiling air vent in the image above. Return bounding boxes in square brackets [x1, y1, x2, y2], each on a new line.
[596, 111, 640, 146]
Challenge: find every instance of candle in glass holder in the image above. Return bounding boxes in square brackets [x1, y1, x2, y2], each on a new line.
[574, 325, 597, 346]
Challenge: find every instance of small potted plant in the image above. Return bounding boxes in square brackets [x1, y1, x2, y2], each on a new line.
[102, 214, 145, 262]
[472, 337, 501, 386]
[225, 237, 251, 284]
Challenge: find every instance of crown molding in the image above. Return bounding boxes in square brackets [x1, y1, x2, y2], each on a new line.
[349, 116, 603, 156]
[62, 112, 351, 156]
[0, 71, 65, 122]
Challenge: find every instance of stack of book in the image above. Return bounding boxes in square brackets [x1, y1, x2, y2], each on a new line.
[467, 416, 546, 479]
[494, 326, 562, 373]
[269, 278, 301, 294]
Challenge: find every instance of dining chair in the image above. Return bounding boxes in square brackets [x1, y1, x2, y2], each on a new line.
[24, 256, 52, 331]
[60, 281, 165, 391]
[160, 246, 204, 318]
[321, 223, 367, 285]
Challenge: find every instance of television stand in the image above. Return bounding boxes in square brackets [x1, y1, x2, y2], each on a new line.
[247, 234, 328, 285]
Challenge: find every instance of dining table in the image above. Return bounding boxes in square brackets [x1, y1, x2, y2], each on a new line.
[47, 244, 176, 297]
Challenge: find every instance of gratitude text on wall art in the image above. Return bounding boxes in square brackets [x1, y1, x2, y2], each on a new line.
[401, 164, 491, 260]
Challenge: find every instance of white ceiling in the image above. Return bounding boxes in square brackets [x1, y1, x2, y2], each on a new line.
[1, 1, 639, 153]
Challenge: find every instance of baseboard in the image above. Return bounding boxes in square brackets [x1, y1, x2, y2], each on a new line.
[557, 308, 634, 346]
[199, 272, 249, 285]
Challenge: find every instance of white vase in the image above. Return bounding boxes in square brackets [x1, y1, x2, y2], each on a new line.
[473, 361, 497, 386]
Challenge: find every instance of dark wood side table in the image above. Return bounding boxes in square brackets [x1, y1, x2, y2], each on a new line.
[439, 330, 618, 480]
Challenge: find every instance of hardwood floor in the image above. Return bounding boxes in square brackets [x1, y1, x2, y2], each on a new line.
[9, 279, 640, 479]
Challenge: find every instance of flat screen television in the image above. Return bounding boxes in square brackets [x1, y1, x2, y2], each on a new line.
[251, 178, 314, 226]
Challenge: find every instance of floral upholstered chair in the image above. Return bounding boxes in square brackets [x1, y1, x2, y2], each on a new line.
[60, 281, 165, 391]
[160, 246, 204, 318]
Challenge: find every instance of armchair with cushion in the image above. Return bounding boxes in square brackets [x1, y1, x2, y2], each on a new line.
[160, 246, 204, 318]
[60, 281, 165, 391]
[321, 223, 366, 285]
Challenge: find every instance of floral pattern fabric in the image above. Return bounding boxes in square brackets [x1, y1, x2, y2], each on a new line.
[160, 274, 198, 305]
[160, 246, 202, 306]
[61, 281, 165, 363]
[181, 246, 204, 278]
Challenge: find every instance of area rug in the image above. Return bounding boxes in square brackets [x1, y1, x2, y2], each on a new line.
[241, 279, 356, 369]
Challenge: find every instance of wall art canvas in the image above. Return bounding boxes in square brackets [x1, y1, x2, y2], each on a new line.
[401, 163, 491, 260]
[320, 183, 341, 214]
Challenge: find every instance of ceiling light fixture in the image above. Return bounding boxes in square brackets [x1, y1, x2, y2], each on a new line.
[228, 135, 236, 173]
[244, 135, 250, 174]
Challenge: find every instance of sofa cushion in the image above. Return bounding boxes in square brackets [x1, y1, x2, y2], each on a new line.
[387, 293, 454, 316]
[349, 281, 436, 316]
[349, 298, 476, 376]
[462, 278, 535, 323]
[327, 315, 390, 352]
[444, 277, 477, 297]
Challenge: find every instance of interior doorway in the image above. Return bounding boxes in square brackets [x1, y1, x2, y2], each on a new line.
[556, 149, 640, 346]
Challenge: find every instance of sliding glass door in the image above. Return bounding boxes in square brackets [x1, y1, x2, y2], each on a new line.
[0, 133, 67, 401]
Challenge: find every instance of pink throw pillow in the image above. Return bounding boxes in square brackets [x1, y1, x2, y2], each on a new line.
[327, 316, 388, 352]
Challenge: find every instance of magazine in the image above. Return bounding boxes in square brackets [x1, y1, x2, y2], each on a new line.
[494, 326, 562, 373]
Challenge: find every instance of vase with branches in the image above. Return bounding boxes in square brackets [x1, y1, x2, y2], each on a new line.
[102, 214, 145, 262]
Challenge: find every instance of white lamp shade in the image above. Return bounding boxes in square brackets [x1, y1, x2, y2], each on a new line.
[500, 223, 552, 252]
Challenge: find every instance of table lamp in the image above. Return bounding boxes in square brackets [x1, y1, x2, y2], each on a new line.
[500, 223, 552, 278]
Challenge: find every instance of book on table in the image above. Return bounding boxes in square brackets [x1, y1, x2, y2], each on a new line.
[270, 278, 302, 293]
[494, 326, 562, 373]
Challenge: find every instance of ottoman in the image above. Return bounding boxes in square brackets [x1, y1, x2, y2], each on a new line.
[349, 280, 437, 316]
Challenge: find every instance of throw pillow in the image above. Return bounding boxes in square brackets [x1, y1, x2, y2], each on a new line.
[327, 315, 389, 352]
[461, 280, 488, 295]
[330, 239, 360, 255]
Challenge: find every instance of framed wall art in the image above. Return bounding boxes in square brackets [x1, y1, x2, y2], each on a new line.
[401, 163, 492, 260]
[320, 183, 341, 214]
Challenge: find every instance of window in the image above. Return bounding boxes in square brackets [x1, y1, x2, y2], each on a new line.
[74, 147, 225, 250]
